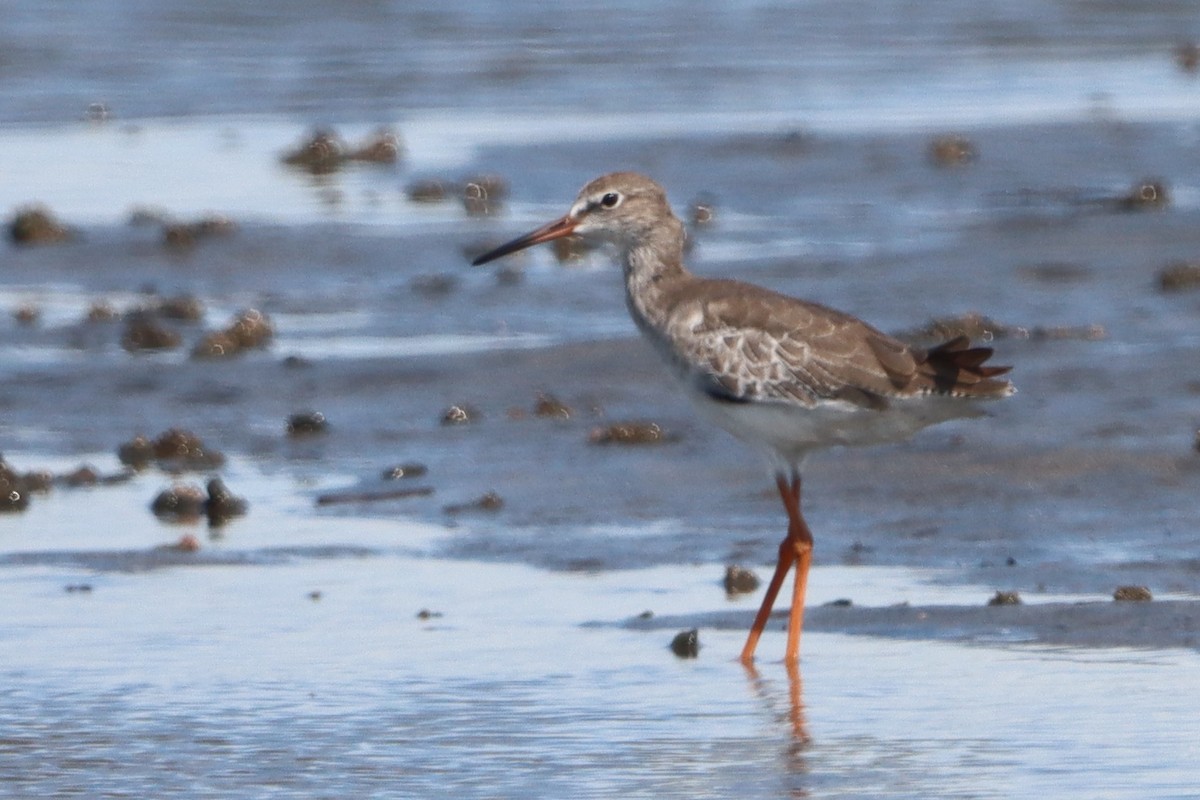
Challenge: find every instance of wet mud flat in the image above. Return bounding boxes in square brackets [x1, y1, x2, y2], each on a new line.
[3, 113, 1200, 641]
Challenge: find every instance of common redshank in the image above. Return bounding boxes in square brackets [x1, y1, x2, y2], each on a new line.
[472, 172, 1013, 664]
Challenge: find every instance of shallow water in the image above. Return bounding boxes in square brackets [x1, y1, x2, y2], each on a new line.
[3, 1, 1200, 797]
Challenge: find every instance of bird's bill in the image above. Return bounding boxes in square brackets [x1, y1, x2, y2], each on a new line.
[471, 215, 577, 266]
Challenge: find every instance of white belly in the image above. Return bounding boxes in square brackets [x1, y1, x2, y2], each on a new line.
[687, 388, 986, 467]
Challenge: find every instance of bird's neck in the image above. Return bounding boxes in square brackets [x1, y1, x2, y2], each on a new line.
[620, 216, 691, 336]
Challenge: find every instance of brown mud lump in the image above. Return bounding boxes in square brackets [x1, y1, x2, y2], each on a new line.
[125, 428, 226, 471]
[121, 313, 182, 352]
[407, 179, 448, 203]
[533, 392, 572, 419]
[461, 174, 508, 216]
[0, 460, 31, 513]
[382, 463, 428, 480]
[443, 490, 504, 515]
[1116, 179, 1169, 212]
[151, 483, 207, 522]
[205, 477, 247, 527]
[688, 193, 717, 227]
[723, 565, 761, 596]
[928, 134, 977, 167]
[588, 421, 675, 445]
[440, 404, 478, 425]
[1158, 262, 1200, 293]
[987, 590, 1022, 606]
[163, 215, 236, 249]
[1175, 42, 1199, 73]
[9, 205, 71, 245]
[226, 309, 273, 349]
[347, 128, 403, 164]
[14, 304, 40, 326]
[281, 129, 346, 174]
[286, 411, 328, 436]
[1113, 585, 1152, 602]
[670, 628, 701, 658]
[61, 465, 99, 488]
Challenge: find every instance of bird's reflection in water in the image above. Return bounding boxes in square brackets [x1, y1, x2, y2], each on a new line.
[744, 659, 812, 796]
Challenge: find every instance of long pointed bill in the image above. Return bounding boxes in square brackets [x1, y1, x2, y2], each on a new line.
[471, 214, 578, 266]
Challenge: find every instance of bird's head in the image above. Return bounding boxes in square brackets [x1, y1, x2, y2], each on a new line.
[471, 172, 673, 266]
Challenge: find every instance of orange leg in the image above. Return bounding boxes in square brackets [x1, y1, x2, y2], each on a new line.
[740, 471, 814, 665]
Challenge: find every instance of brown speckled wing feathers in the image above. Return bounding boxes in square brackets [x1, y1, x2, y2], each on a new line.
[662, 280, 1011, 407]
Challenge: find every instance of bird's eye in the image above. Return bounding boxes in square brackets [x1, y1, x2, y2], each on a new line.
[600, 192, 621, 209]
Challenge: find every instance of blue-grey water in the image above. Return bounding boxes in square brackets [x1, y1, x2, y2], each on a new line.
[3, 2, 1200, 798]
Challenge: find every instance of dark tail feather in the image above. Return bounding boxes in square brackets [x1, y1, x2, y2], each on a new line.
[923, 338, 1013, 395]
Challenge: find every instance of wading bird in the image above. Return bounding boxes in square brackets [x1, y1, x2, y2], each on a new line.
[473, 173, 1012, 663]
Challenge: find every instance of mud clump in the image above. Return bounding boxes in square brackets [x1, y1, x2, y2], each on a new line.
[723, 565, 761, 596]
[20, 470, 53, 493]
[205, 477, 247, 527]
[1113, 585, 1152, 602]
[121, 312, 183, 352]
[688, 193, 717, 228]
[533, 392, 573, 419]
[85, 300, 120, 323]
[286, 411, 328, 437]
[1157, 262, 1200, 293]
[347, 128, 402, 164]
[670, 628, 701, 658]
[406, 179, 448, 203]
[151, 482, 207, 522]
[1177, 42, 1200, 73]
[281, 129, 345, 174]
[13, 304, 40, 326]
[987, 590, 1022, 606]
[461, 174, 508, 216]
[316, 486, 434, 506]
[440, 404, 479, 425]
[588, 421, 676, 445]
[162, 215, 237, 249]
[281, 128, 402, 174]
[60, 465, 99, 488]
[192, 309, 273, 359]
[151, 478, 246, 527]
[382, 463, 428, 480]
[443, 490, 504, 515]
[119, 429, 226, 472]
[0, 459, 32, 513]
[928, 134, 977, 167]
[228, 309, 273, 347]
[8, 205, 71, 245]
[1115, 179, 1169, 212]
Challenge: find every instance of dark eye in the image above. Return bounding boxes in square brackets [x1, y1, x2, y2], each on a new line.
[600, 192, 621, 208]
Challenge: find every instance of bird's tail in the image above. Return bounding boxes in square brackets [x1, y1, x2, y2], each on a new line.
[921, 336, 1014, 397]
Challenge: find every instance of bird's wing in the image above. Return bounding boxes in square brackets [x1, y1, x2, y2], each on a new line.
[661, 279, 1010, 408]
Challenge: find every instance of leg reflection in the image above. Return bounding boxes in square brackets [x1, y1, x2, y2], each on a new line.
[741, 659, 811, 746]
[785, 658, 811, 747]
